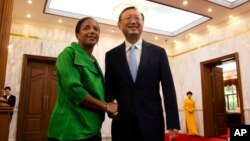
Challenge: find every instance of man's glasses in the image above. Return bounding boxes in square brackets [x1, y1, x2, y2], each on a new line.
[120, 16, 143, 23]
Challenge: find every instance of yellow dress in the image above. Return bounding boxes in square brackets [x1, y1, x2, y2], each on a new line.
[183, 98, 198, 135]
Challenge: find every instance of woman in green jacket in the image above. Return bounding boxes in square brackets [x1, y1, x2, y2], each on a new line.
[48, 17, 118, 141]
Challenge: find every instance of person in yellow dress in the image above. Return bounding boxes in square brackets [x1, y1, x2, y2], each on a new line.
[183, 91, 198, 135]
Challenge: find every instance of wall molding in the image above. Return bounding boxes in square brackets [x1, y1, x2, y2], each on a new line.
[169, 27, 250, 57]
[10, 26, 250, 58]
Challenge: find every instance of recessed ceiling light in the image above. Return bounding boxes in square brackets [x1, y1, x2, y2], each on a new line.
[154, 36, 158, 40]
[58, 19, 62, 23]
[183, 0, 188, 5]
[26, 13, 31, 18]
[207, 25, 216, 31]
[229, 15, 233, 19]
[208, 8, 213, 12]
[8, 44, 13, 49]
[27, 0, 32, 4]
[111, 29, 115, 33]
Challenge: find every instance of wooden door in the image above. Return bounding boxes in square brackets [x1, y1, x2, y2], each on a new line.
[201, 53, 244, 137]
[17, 56, 57, 141]
[211, 67, 227, 136]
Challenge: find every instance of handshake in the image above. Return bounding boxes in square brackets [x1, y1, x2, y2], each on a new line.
[106, 99, 118, 118]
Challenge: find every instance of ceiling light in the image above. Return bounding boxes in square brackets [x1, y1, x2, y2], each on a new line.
[229, 15, 234, 19]
[45, 0, 209, 37]
[154, 36, 158, 40]
[189, 34, 199, 41]
[112, 0, 149, 18]
[26, 13, 31, 18]
[207, 25, 216, 31]
[207, 0, 248, 8]
[27, 0, 32, 4]
[58, 19, 62, 23]
[8, 44, 13, 49]
[208, 8, 213, 12]
[183, 0, 188, 5]
[111, 29, 115, 33]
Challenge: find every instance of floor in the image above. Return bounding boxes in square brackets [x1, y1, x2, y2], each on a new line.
[102, 133, 229, 141]
[165, 134, 228, 141]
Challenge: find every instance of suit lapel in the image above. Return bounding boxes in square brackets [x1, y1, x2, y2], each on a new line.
[93, 57, 105, 85]
[136, 41, 153, 82]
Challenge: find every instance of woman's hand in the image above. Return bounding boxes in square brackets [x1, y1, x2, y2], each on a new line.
[107, 99, 118, 118]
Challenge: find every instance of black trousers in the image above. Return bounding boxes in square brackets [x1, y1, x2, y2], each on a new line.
[131, 116, 143, 141]
[48, 135, 102, 141]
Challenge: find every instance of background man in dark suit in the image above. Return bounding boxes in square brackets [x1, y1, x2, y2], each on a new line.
[105, 6, 180, 141]
[3, 86, 16, 120]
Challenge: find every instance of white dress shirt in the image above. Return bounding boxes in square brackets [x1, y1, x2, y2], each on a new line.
[125, 38, 142, 69]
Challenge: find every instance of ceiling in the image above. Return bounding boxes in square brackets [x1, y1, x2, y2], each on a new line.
[12, 0, 250, 45]
[44, 0, 210, 37]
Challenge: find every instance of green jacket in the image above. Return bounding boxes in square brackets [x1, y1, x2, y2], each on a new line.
[48, 42, 105, 140]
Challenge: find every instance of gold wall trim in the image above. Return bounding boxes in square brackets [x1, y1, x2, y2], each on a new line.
[169, 28, 250, 57]
[10, 33, 70, 44]
[10, 27, 250, 58]
[10, 33, 40, 39]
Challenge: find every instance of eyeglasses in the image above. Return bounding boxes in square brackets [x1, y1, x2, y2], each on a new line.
[120, 16, 143, 23]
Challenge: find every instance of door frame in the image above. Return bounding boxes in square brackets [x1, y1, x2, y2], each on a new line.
[200, 52, 244, 137]
[16, 54, 56, 141]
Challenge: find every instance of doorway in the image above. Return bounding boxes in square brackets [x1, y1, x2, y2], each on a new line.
[16, 55, 57, 141]
[200, 53, 244, 137]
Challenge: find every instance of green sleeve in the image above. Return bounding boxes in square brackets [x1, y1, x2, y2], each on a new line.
[56, 47, 88, 105]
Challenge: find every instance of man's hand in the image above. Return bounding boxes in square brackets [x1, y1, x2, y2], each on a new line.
[169, 129, 178, 141]
[107, 99, 118, 118]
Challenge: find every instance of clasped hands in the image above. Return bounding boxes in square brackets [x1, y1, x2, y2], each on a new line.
[106, 99, 118, 118]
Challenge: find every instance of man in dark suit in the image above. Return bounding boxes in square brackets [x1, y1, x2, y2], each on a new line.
[105, 6, 180, 141]
[3, 86, 16, 120]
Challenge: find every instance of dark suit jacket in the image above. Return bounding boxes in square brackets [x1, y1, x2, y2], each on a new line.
[4, 95, 16, 107]
[105, 40, 180, 141]
[4, 95, 16, 117]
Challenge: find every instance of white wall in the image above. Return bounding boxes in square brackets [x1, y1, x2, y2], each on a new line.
[171, 10, 250, 136]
